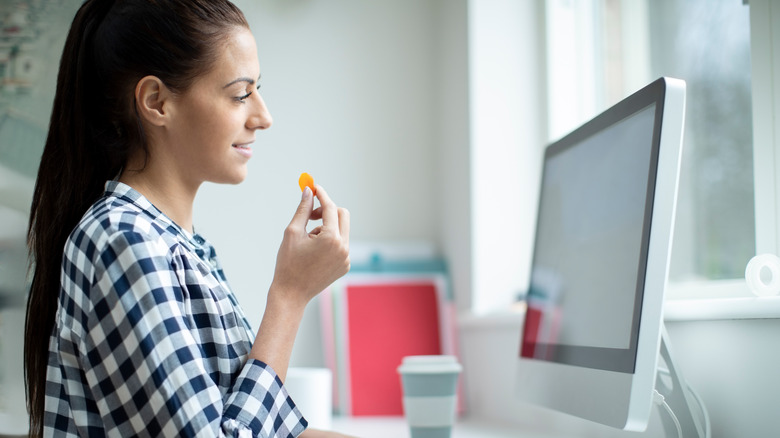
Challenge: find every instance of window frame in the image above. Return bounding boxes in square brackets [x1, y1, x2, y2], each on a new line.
[669, 0, 779, 306]
[543, 0, 774, 303]
[460, 0, 779, 319]
[750, 0, 780, 257]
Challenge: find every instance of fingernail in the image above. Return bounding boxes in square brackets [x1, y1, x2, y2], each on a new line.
[302, 186, 312, 200]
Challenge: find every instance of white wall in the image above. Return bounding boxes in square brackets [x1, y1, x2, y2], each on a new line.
[434, 0, 472, 315]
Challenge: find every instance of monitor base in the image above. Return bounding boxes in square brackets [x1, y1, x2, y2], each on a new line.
[654, 327, 710, 438]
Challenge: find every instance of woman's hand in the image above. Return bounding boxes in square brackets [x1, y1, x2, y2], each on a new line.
[270, 184, 350, 309]
[250, 184, 350, 382]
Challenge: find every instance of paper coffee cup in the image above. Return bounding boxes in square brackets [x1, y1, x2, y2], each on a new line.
[398, 355, 462, 438]
[284, 367, 333, 430]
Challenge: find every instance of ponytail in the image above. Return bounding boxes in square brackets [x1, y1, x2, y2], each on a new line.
[24, 1, 248, 435]
[25, 2, 119, 435]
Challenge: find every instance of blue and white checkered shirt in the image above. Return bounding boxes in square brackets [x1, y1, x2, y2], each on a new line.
[44, 181, 307, 437]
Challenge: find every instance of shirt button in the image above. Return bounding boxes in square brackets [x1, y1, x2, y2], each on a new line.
[210, 259, 218, 269]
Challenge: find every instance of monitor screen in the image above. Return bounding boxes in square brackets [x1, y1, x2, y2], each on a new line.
[516, 77, 686, 431]
[522, 103, 656, 372]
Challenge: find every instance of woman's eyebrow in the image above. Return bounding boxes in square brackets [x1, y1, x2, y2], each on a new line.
[223, 74, 262, 88]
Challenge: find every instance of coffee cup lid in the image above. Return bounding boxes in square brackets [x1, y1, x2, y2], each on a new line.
[397, 355, 462, 374]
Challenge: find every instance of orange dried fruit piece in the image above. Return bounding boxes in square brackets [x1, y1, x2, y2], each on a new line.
[298, 172, 316, 195]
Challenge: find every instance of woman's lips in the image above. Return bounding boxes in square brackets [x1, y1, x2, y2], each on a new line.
[232, 142, 253, 158]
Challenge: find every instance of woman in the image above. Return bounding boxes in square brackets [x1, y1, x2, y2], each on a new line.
[24, 1, 351, 437]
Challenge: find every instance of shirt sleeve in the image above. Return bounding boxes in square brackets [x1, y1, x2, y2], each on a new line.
[80, 229, 307, 437]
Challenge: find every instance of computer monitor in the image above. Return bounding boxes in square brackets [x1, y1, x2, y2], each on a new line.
[515, 77, 686, 431]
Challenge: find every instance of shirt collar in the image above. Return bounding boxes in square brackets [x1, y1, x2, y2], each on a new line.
[103, 180, 209, 251]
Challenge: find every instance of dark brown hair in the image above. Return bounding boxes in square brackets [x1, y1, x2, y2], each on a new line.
[24, 0, 248, 435]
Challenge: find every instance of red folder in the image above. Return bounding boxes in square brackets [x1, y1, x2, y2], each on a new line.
[346, 282, 442, 415]
[323, 275, 459, 416]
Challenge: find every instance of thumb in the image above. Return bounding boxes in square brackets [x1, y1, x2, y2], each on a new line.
[288, 186, 314, 230]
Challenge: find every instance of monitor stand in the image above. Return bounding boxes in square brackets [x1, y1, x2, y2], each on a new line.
[655, 327, 709, 438]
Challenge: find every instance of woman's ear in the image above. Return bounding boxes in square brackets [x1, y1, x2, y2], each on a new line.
[134, 75, 170, 127]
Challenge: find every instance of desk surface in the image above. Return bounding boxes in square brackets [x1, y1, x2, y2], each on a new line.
[331, 416, 577, 438]
[0, 414, 577, 438]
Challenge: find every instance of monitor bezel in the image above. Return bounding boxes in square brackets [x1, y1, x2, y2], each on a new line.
[515, 77, 686, 431]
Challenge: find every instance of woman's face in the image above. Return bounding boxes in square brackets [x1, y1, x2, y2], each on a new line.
[165, 26, 271, 186]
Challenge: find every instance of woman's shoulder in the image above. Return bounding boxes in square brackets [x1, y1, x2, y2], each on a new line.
[69, 193, 176, 257]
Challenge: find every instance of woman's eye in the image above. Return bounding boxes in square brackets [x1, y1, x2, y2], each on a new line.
[236, 85, 261, 102]
[236, 91, 252, 102]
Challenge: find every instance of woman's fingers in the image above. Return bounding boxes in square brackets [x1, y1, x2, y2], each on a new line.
[338, 207, 350, 247]
[308, 207, 349, 239]
[313, 185, 340, 234]
[310, 186, 349, 247]
[271, 183, 351, 305]
[288, 187, 315, 232]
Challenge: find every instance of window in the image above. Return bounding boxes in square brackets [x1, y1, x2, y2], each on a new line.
[546, 0, 759, 299]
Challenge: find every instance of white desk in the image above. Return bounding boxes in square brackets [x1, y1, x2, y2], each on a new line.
[0, 415, 578, 438]
[331, 416, 579, 438]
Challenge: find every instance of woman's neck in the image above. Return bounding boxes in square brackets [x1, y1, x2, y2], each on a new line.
[119, 162, 199, 234]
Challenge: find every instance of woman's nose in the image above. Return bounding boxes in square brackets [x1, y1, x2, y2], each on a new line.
[248, 93, 273, 130]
